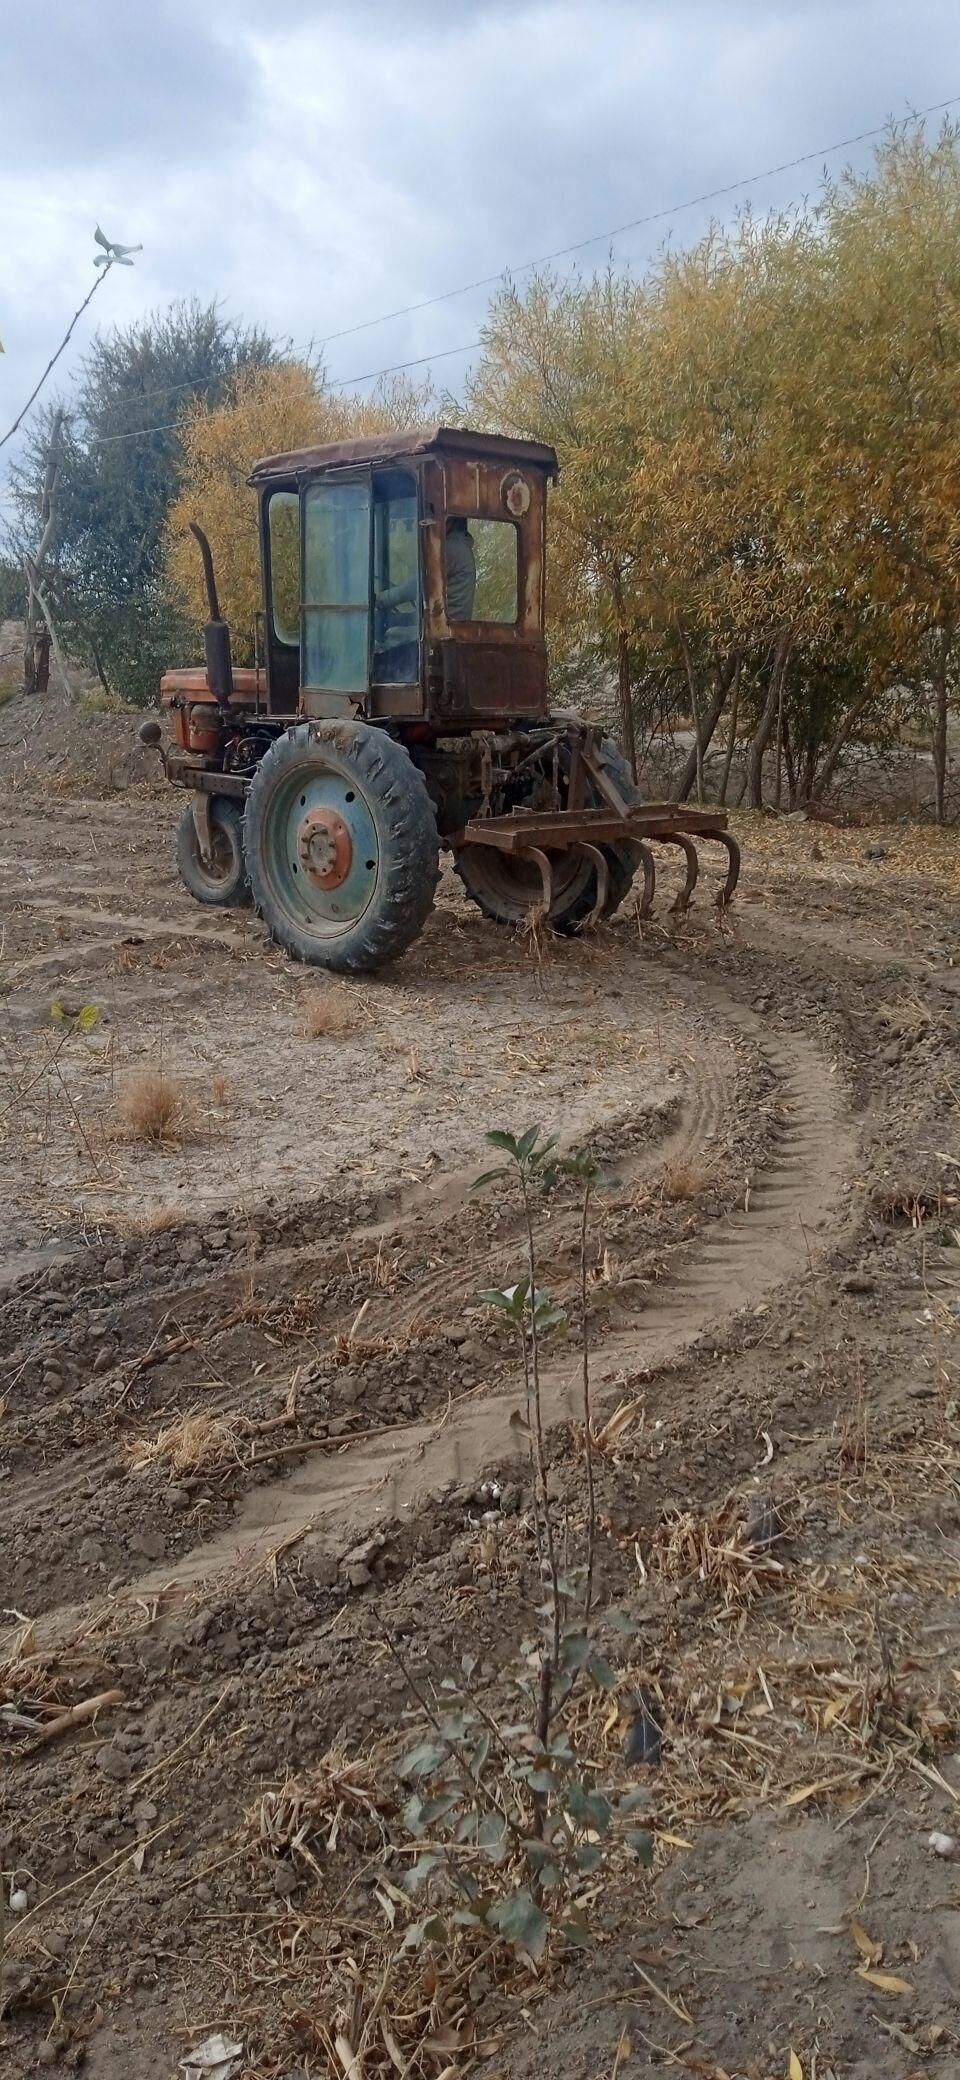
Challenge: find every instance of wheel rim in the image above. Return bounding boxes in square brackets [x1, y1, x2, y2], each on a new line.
[258, 763, 379, 939]
[194, 819, 237, 892]
[458, 845, 593, 924]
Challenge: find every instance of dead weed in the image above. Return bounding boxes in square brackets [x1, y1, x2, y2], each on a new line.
[117, 1073, 185, 1147]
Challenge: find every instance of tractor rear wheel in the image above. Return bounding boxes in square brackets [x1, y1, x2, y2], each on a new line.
[175, 797, 251, 908]
[454, 733, 641, 932]
[244, 721, 439, 972]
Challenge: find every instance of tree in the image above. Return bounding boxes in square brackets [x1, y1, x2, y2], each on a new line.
[804, 125, 960, 821]
[166, 363, 432, 654]
[6, 300, 276, 703]
[469, 122, 960, 817]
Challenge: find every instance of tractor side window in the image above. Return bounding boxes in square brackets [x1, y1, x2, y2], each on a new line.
[448, 517, 519, 626]
[268, 491, 299, 648]
[302, 479, 371, 692]
[372, 469, 419, 684]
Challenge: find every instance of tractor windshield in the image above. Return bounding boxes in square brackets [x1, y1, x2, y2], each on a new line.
[302, 479, 371, 693]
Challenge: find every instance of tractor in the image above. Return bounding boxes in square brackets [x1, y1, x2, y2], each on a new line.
[146, 426, 739, 971]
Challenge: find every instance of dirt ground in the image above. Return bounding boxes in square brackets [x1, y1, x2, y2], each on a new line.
[3, 693, 960, 2080]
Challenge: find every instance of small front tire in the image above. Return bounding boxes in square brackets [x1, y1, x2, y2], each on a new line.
[175, 798, 250, 908]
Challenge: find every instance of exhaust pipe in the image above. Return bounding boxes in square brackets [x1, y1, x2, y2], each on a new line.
[189, 522, 233, 711]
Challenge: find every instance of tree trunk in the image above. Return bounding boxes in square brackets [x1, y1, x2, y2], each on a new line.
[810, 684, 875, 805]
[932, 620, 953, 827]
[674, 649, 736, 803]
[772, 662, 786, 811]
[782, 713, 798, 811]
[718, 659, 742, 806]
[611, 567, 637, 780]
[22, 409, 63, 697]
[35, 630, 51, 694]
[746, 632, 792, 810]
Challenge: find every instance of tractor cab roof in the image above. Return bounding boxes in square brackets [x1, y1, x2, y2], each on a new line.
[248, 423, 559, 484]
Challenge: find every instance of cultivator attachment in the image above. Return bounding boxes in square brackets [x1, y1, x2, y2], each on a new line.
[456, 727, 740, 929]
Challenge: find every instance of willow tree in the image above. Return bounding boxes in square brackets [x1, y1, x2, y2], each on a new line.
[803, 125, 960, 820]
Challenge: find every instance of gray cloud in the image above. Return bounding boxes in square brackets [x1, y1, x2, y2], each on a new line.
[1, 0, 957, 479]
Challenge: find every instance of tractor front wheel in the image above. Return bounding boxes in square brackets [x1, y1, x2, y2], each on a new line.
[243, 722, 439, 972]
[175, 797, 251, 908]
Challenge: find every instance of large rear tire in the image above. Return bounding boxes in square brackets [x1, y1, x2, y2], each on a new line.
[454, 733, 641, 932]
[244, 722, 439, 973]
[175, 798, 251, 908]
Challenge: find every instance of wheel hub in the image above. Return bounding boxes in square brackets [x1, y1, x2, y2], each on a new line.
[295, 806, 353, 890]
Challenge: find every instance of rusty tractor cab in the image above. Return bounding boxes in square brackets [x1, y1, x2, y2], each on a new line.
[155, 426, 738, 971]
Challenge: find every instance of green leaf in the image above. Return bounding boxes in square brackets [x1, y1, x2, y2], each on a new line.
[404, 1852, 443, 1892]
[586, 1654, 617, 1692]
[532, 1300, 568, 1333]
[473, 1167, 509, 1191]
[49, 999, 67, 1021]
[575, 1842, 604, 1874]
[523, 1839, 553, 1869]
[400, 1740, 445, 1783]
[438, 1709, 472, 1741]
[402, 1912, 448, 1950]
[559, 1914, 592, 1949]
[626, 1829, 655, 1867]
[485, 1129, 521, 1154]
[77, 1003, 101, 1031]
[515, 1125, 542, 1163]
[615, 1787, 650, 1815]
[559, 1631, 592, 1672]
[480, 1284, 528, 1319]
[525, 1766, 557, 1795]
[468, 1732, 490, 1779]
[606, 1608, 639, 1634]
[489, 1888, 549, 1961]
[418, 1792, 461, 1827]
[565, 1783, 613, 1835]
[477, 1812, 509, 1862]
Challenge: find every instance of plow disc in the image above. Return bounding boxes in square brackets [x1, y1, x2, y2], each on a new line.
[457, 804, 740, 924]
[454, 726, 740, 928]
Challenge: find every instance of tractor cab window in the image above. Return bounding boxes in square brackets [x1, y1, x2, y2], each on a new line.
[372, 469, 419, 684]
[446, 516, 518, 626]
[302, 478, 371, 693]
[267, 490, 300, 648]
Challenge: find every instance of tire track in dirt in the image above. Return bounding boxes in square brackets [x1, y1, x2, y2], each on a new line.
[112, 987, 857, 1600]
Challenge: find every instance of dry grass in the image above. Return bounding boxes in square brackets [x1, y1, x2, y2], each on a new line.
[304, 994, 356, 1040]
[660, 1156, 715, 1204]
[125, 1409, 241, 1478]
[117, 1073, 184, 1146]
[115, 1202, 181, 1237]
[211, 1071, 231, 1106]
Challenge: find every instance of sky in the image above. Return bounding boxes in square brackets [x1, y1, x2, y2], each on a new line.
[1, 0, 958, 500]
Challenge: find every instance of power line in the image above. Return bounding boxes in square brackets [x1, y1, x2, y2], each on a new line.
[317, 91, 960, 351]
[34, 338, 483, 452]
[4, 93, 958, 465]
[330, 338, 482, 390]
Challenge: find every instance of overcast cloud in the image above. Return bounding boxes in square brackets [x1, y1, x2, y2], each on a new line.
[1, 0, 958, 479]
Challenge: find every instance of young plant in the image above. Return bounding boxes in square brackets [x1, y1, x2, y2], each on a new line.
[390, 1127, 648, 1969]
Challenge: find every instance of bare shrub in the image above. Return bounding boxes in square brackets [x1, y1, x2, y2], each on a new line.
[118, 1074, 184, 1146]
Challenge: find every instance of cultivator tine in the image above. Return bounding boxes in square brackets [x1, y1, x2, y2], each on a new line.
[658, 832, 699, 913]
[636, 842, 656, 919]
[577, 841, 609, 928]
[525, 846, 554, 916]
[710, 830, 742, 908]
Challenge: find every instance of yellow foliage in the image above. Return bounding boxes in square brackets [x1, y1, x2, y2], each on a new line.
[166, 362, 431, 657]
